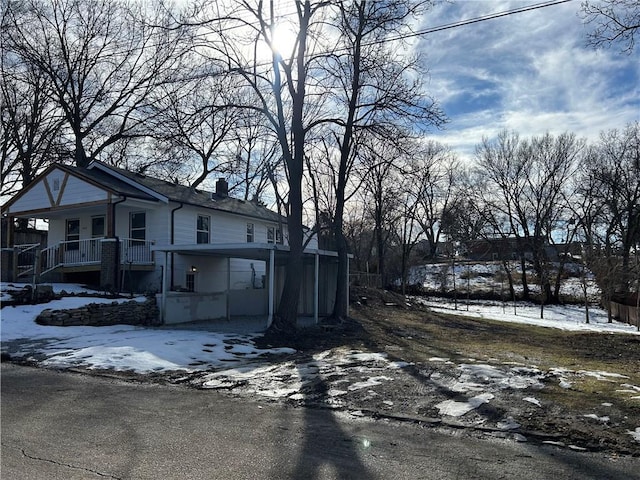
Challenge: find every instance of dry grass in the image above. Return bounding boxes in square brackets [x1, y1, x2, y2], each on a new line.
[330, 287, 640, 454]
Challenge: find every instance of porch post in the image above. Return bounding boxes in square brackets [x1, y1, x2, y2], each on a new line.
[346, 254, 350, 316]
[267, 248, 275, 327]
[160, 251, 168, 324]
[314, 252, 319, 324]
[6, 215, 14, 247]
[100, 238, 120, 292]
[0, 248, 13, 282]
[226, 257, 231, 321]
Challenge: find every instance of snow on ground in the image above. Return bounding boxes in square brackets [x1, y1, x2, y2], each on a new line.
[406, 261, 601, 301]
[411, 297, 640, 335]
[1, 283, 294, 373]
[1, 283, 639, 438]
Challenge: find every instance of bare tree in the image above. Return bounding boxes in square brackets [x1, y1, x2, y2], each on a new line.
[320, 0, 445, 318]
[343, 200, 377, 284]
[583, 122, 640, 301]
[473, 131, 583, 307]
[1, 51, 66, 196]
[148, 71, 243, 189]
[410, 141, 459, 260]
[357, 138, 407, 287]
[229, 110, 280, 202]
[581, 0, 640, 53]
[3, 0, 191, 169]
[196, 0, 330, 333]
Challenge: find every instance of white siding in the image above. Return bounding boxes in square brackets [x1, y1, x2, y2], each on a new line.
[7, 181, 51, 213]
[47, 220, 65, 246]
[114, 205, 169, 245]
[47, 212, 107, 245]
[172, 255, 227, 292]
[8, 169, 108, 214]
[172, 206, 205, 245]
[58, 175, 108, 205]
[171, 205, 286, 246]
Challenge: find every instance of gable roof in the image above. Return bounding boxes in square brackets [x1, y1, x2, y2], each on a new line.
[2, 161, 285, 224]
[1, 163, 159, 214]
[87, 161, 284, 223]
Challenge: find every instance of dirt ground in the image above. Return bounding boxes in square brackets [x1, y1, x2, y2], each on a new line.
[6, 286, 639, 456]
[252, 287, 640, 456]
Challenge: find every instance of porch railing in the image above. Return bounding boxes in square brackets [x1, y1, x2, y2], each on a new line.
[40, 238, 154, 275]
[15, 243, 40, 280]
[41, 238, 103, 274]
[120, 238, 154, 264]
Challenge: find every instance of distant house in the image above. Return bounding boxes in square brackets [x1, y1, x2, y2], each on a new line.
[1, 161, 342, 326]
[464, 237, 535, 262]
[464, 236, 568, 262]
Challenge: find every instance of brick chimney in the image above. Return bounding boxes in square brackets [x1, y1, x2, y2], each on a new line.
[215, 178, 228, 196]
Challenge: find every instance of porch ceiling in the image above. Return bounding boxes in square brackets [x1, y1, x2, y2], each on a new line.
[152, 242, 339, 264]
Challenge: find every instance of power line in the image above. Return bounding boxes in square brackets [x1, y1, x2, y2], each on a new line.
[371, 0, 576, 45]
[196, 0, 574, 45]
[214, 0, 575, 73]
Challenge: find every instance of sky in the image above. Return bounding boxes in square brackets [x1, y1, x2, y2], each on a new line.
[415, 0, 640, 161]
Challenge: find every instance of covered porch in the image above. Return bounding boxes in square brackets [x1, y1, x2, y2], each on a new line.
[153, 243, 346, 327]
[3, 237, 155, 284]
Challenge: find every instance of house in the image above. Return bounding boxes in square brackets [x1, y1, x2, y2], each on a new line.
[1, 161, 343, 326]
[464, 237, 536, 262]
[464, 236, 571, 263]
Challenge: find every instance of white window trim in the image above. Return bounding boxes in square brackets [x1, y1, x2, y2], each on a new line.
[197, 214, 211, 244]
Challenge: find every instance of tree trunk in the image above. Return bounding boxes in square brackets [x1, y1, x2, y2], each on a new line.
[519, 255, 530, 300]
[375, 205, 386, 286]
[273, 178, 304, 334]
[75, 133, 89, 168]
[502, 260, 516, 301]
[332, 211, 349, 320]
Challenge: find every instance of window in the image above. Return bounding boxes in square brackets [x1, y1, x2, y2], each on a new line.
[267, 226, 282, 244]
[91, 216, 105, 238]
[130, 212, 146, 245]
[246, 223, 254, 243]
[197, 215, 210, 244]
[186, 273, 196, 292]
[66, 219, 80, 250]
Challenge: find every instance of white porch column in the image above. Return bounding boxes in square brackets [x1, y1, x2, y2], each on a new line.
[160, 251, 168, 324]
[314, 252, 319, 324]
[267, 248, 275, 327]
[226, 257, 231, 321]
[346, 254, 350, 316]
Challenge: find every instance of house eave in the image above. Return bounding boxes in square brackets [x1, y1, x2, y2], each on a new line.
[88, 161, 169, 203]
[152, 242, 341, 262]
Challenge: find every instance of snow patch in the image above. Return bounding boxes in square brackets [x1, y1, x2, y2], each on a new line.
[348, 376, 393, 391]
[435, 393, 494, 417]
[583, 414, 609, 423]
[523, 397, 542, 407]
[497, 417, 521, 430]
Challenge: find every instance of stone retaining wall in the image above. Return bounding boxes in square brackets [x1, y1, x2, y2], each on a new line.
[36, 298, 160, 327]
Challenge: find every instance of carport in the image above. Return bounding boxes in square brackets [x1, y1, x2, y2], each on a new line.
[152, 243, 345, 326]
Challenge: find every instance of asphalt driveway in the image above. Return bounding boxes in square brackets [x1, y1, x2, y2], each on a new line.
[2, 363, 638, 480]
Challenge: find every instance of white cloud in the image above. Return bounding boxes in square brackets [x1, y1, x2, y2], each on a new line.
[416, 1, 640, 160]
